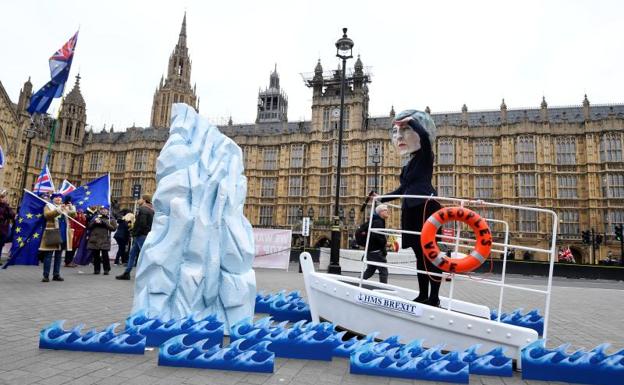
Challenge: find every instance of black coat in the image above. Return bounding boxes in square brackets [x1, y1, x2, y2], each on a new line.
[382, 123, 439, 248]
[368, 214, 387, 254]
[132, 204, 154, 237]
[114, 218, 130, 242]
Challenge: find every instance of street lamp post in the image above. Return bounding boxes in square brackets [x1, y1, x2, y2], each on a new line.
[372, 147, 381, 194]
[19, 120, 39, 200]
[328, 27, 354, 275]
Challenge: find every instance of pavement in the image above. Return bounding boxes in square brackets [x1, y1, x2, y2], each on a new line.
[0, 261, 622, 385]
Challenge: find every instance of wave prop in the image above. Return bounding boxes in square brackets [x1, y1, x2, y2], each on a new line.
[460, 345, 512, 377]
[39, 320, 145, 354]
[255, 290, 301, 314]
[490, 308, 544, 335]
[158, 335, 274, 373]
[521, 340, 624, 385]
[255, 291, 311, 322]
[333, 333, 379, 358]
[231, 317, 338, 360]
[350, 341, 469, 384]
[125, 311, 223, 347]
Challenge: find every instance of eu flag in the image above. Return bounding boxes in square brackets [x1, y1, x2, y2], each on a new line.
[68, 174, 110, 211]
[2, 191, 46, 269]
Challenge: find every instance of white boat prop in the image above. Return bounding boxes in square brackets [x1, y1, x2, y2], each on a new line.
[300, 195, 559, 369]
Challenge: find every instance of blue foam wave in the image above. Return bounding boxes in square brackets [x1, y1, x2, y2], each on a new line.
[125, 311, 224, 347]
[158, 335, 274, 373]
[231, 317, 338, 360]
[39, 320, 145, 354]
[522, 340, 624, 385]
[255, 291, 311, 322]
[460, 344, 512, 377]
[350, 340, 469, 384]
[490, 308, 544, 335]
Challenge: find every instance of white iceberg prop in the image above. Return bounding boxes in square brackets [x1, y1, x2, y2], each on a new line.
[132, 103, 256, 332]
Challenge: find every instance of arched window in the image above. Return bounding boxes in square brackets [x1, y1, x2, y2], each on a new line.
[516, 135, 536, 163]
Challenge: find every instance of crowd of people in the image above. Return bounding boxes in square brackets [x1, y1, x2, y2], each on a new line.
[0, 190, 154, 282]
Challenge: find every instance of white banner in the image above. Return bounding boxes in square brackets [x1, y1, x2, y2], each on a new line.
[253, 228, 292, 270]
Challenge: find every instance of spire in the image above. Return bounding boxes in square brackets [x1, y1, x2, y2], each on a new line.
[500, 98, 507, 110]
[425, 106, 431, 114]
[540, 96, 547, 109]
[461, 103, 468, 113]
[583, 94, 590, 120]
[228, 116, 233, 126]
[390, 105, 395, 119]
[64, 73, 85, 106]
[270, 64, 279, 89]
[583, 94, 590, 107]
[179, 12, 187, 45]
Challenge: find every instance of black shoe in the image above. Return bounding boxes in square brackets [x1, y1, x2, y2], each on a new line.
[52, 276, 64, 282]
[93, 271, 100, 275]
[425, 298, 440, 307]
[412, 296, 428, 304]
[116, 272, 131, 280]
[42, 277, 50, 282]
[103, 271, 109, 275]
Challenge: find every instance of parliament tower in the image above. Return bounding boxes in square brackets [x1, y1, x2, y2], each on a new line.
[150, 13, 199, 128]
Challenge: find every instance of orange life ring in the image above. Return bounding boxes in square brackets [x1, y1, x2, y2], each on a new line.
[420, 207, 492, 273]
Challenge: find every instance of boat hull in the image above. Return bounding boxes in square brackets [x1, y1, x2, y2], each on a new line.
[300, 253, 537, 367]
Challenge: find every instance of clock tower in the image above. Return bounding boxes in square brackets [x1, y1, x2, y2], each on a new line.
[305, 56, 370, 133]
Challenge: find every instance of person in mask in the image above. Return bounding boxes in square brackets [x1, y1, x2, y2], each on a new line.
[379, 109, 443, 307]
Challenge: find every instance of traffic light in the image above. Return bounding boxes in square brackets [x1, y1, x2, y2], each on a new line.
[582, 230, 591, 244]
[595, 234, 603, 246]
[615, 224, 623, 242]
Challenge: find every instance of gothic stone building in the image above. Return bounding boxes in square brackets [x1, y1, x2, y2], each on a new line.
[2, 15, 624, 263]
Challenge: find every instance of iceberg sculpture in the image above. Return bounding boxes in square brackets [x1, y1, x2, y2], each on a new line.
[132, 103, 256, 332]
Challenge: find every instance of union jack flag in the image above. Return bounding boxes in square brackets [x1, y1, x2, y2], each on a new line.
[33, 165, 55, 194]
[49, 31, 79, 81]
[59, 179, 76, 195]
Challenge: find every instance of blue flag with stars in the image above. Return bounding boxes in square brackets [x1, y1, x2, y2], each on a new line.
[67, 174, 110, 211]
[2, 191, 46, 269]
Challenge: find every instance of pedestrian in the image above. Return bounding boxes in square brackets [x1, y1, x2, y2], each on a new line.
[65, 207, 87, 267]
[40, 192, 76, 282]
[362, 204, 390, 284]
[378, 109, 443, 307]
[116, 194, 154, 280]
[113, 209, 132, 265]
[87, 206, 117, 275]
[0, 189, 16, 264]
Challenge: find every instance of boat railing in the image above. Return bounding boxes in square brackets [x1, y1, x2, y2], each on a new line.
[358, 195, 558, 339]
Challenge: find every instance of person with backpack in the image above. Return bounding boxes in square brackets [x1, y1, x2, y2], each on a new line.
[362, 204, 390, 284]
[116, 194, 154, 280]
[377, 109, 443, 307]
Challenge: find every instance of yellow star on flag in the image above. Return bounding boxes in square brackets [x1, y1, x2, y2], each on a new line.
[79, 201, 84, 205]
[15, 227, 21, 234]
[18, 217, 24, 223]
[16, 236, 23, 243]
[19, 242, 25, 248]
[35, 214, 43, 218]
[33, 233, 40, 239]
[86, 191, 91, 196]
[84, 186, 89, 190]
[84, 196, 89, 201]
[26, 213, 33, 219]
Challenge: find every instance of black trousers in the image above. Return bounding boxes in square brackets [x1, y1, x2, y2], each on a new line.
[92, 249, 110, 273]
[114, 239, 129, 264]
[363, 250, 388, 283]
[408, 200, 443, 302]
[64, 249, 76, 265]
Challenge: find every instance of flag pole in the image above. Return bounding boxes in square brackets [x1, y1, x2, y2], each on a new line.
[44, 101, 63, 171]
[24, 189, 85, 229]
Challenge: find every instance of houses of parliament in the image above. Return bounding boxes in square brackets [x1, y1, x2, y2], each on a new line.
[1, 15, 623, 263]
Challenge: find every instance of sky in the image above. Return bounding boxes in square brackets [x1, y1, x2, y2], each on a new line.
[1, 0, 622, 131]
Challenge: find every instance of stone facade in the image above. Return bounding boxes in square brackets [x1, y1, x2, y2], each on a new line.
[2, 15, 623, 264]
